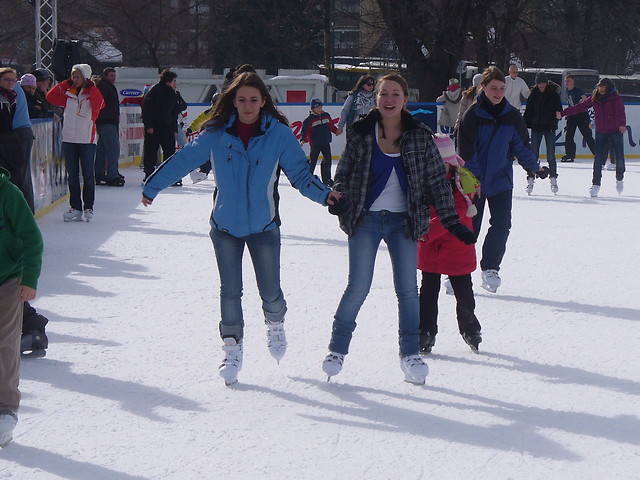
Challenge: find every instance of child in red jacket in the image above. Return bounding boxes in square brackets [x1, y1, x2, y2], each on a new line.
[418, 134, 482, 354]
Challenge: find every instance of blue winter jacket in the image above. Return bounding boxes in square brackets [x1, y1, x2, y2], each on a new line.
[143, 112, 332, 238]
[458, 93, 540, 197]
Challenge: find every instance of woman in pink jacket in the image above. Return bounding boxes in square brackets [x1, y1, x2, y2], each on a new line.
[559, 78, 626, 197]
[46, 64, 104, 221]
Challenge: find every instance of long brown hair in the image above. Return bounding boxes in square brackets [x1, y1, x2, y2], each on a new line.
[350, 74, 375, 94]
[480, 66, 505, 86]
[205, 72, 288, 129]
[375, 73, 410, 147]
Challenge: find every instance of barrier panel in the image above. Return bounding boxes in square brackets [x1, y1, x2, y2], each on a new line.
[31, 102, 640, 215]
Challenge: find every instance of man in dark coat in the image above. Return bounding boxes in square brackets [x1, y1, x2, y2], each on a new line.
[95, 68, 124, 186]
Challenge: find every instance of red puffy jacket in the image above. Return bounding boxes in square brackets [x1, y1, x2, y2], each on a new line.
[418, 177, 476, 276]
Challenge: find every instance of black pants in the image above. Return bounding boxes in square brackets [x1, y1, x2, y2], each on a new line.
[564, 113, 595, 159]
[309, 144, 332, 183]
[419, 272, 481, 337]
[22, 301, 48, 334]
[143, 125, 176, 176]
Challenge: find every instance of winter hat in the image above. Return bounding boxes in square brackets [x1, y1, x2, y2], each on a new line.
[598, 77, 615, 92]
[433, 134, 477, 217]
[19, 73, 36, 87]
[71, 63, 92, 80]
[30, 68, 51, 81]
[535, 72, 548, 84]
[447, 78, 460, 92]
[472, 73, 482, 87]
[310, 98, 322, 109]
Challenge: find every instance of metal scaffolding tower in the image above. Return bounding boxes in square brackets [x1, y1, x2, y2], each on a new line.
[35, 0, 58, 71]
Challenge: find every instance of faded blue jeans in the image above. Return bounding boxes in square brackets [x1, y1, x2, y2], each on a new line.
[95, 123, 120, 181]
[530, 129, 557, 177]
[329, 210, 420, 356]
[209, 227, 287, 341]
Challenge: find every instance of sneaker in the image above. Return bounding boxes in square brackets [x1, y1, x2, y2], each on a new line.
[190, 170, 208, 184]
[616, 180, 624, 194]
[589, 185, 600, 198]
[0, 411, 17, 448]
[218, 337, 243, 386]
[400, 354, 429, 385]
[550, 177, 558, 195]
[83, 209, 94, 222]
[63, 208, 83, 222]
[419, 332, 436, 355]
[106, 176, 125, 187]
[560, 156, 574, 163]
[170, 180, 183, 187]
[481, 269, 501, 293]
[322, 352, 345, 380]
[462, 331, 482, 353]
[443, 276, 454, 295]
[606, 161, 616, 171]
[265, 321, 287, 363]
[525, 176, 534, 195]
[21, 329, 48, 358]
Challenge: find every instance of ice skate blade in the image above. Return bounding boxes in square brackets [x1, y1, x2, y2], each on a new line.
[481, 284, 497, 293]
[21, 349, 46, 358]
[404, 374, 426, 385]
[224, 379, 238, 386]
[0, 437, 12, 448]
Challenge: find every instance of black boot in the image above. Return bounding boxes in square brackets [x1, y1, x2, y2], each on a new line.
[21, 329, 48, 358]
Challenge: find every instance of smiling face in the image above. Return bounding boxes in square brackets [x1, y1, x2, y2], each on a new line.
[483, 79, 506, 105]
[233, 86, 266, 124]
[71, 71, 85, 89]
[376, 79, 407, 119]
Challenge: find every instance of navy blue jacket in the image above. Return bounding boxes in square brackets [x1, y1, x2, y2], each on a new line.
[458, 92, 540, 197]
[300, 111, 337, 147]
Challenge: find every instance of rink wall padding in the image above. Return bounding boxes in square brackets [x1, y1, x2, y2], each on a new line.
[31, 102, 640, 215]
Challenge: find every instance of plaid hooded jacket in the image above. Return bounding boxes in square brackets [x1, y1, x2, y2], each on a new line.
[333, 109, 460, 241]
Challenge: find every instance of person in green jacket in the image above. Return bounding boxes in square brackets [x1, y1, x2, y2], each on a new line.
[0, 166, 43, 448]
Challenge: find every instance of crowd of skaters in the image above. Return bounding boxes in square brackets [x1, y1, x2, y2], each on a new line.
[0, 61, 631, 447]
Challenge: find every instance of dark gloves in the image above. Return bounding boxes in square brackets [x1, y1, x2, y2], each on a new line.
[535, 166, 550, 179]
[328, 197, 349, 216]
[447, 223, 477, 245]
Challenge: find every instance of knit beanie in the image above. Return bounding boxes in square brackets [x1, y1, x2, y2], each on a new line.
[72, 63, 92, 80]
[20, 73, 37, 87]
[433, 134, 477, 217]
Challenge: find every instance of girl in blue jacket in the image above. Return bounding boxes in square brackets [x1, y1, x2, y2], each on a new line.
[142, 72, 340, 386]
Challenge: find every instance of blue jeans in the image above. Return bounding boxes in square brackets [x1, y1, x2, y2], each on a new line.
[530, 129, 557, 177]
[209, 228, 287, 340]
[95, 124, 120, 181]
[329, 211, 420, 356]
[472, 189, 512, 272]
[64, 142, 96, 211]
[594, 131, 625, 185]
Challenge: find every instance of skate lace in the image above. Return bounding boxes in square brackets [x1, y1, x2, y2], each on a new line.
[267, 324, 287, 346]
[402, 355, 424, 369]
[325, 353, 344, 366]
[221, 344, 242, 367]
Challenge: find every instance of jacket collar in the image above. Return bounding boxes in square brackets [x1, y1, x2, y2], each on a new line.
[350, 109, 421, 136]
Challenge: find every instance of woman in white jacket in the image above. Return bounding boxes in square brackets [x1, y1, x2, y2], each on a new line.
[46, 64, 104, 222]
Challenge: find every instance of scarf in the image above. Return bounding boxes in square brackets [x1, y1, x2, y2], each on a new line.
[0, 87, 17, 105]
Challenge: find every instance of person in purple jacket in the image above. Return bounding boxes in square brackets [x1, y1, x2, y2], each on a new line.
[558, 78, 626, 197]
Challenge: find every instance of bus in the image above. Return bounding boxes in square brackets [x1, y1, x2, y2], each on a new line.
[520, 68, 600, 102]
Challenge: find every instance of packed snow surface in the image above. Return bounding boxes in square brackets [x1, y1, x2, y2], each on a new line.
[2, 159, 639, 479]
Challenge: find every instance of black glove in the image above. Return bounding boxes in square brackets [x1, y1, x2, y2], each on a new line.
[328, 197, 349, 216]
[447, 223, 476, 245]
[536, 166, 550, 179]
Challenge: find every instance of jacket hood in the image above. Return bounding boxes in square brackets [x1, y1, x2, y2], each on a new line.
[0, 166, 10, 186]
[444, 88, 462, 103]
[225, 111, 280, 136]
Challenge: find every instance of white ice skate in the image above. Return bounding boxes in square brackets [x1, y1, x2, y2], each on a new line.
[0, 411, 17, 448]
[400, 355, 429, 385]
[589, 185, 600, 198]
[218, 337, 243, 386]
[322, 352, 345, 381]
[481, 269, 501, 293]
[84, 209, 94, 222]
[190, 170, 208, 184]
[63, 208, 83, 222]
[526, 177, 535, 195]
[616, 180, 624, 194]
[266, 321, 287, 363]
[550, 177, 558, 195]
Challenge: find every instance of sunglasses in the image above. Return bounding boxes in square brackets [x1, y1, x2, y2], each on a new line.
[366, 82, 375, 87]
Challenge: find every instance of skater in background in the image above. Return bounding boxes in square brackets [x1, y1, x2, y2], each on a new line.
[336, 75, 376, 135]
[300, 97, 338, 186]
[322, 74, 475, 385]
[523, 72, 562, 195]
[561, 74, 595, 163]
[141, 72, 341, 386]
[454, 73, 482, 133]
[418, 134, 482, 354]
[436, 78, 462, 134]
[558, 77, 626, 197]
[0, 166, 43, 448]
[458, 67, 545, 294]
[46, 63, 105, 222]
